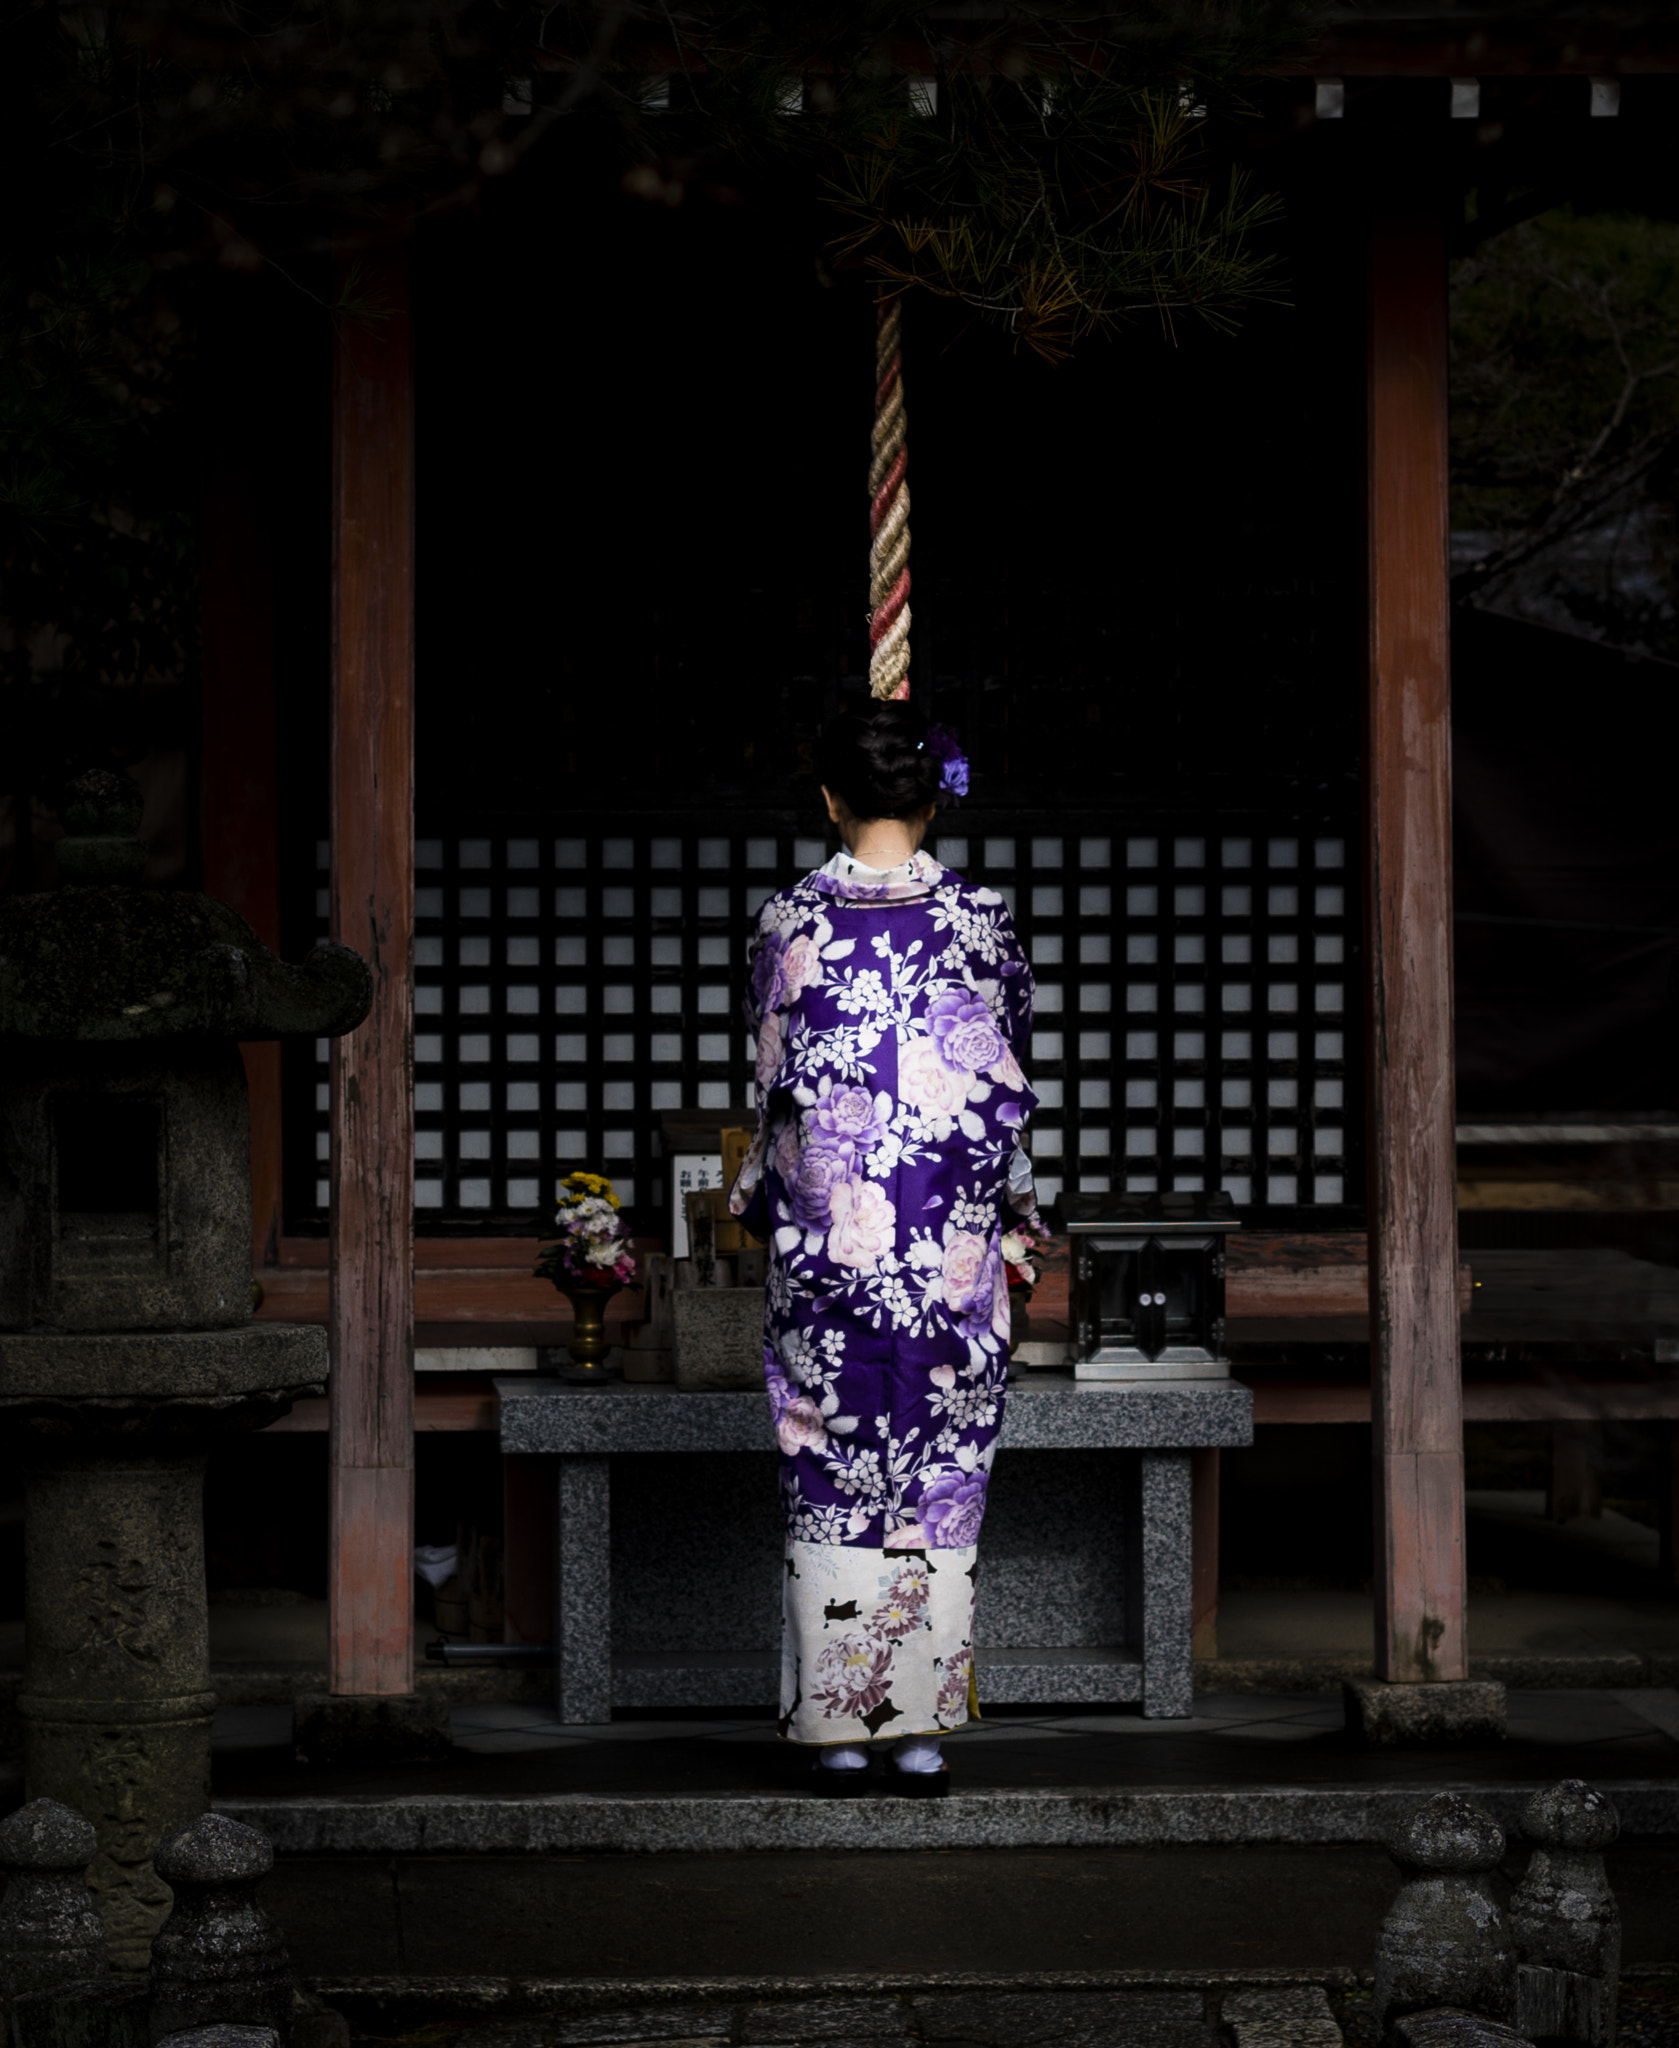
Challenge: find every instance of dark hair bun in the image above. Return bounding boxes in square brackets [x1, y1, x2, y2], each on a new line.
[816, 702, 945, 821]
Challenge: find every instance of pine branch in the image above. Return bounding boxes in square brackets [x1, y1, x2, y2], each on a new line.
[1452, 428, 1679, 604]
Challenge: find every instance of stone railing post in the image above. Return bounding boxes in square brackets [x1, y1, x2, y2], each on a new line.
[148, 1818, 293, 2047]
[0, 1799, 110, 2002]
[1511, 1781, 1621, 2047]
[1, 1798, 151, 2048]
[1374, 1793, 1517, 2040]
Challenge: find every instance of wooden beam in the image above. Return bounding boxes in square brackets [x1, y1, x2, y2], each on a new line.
[1365, 207, 1464, 1685]
[258, 1260, 1475, 1326]
[256, 1237, 661, 1324]
[956, 1236, 1473, 1327]
[270, 1379, 1679, 1433]
[329, 241, 416, 1697]
[1248, 1382, 1679, 1425]
[270, 1391, 496, 1433]
[1281, 37, 1679, 77]
[200, 382, 283, 1264]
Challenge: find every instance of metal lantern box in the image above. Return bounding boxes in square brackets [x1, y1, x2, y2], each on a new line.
[1056, 1190, 1242, 1382]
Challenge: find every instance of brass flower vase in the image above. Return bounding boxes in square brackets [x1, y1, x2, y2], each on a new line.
[555, 1281, 621, 1385]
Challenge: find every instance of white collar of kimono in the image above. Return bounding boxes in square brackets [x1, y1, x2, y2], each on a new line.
[816, 847, 946, 900]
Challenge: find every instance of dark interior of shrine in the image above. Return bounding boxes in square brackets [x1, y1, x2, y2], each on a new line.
[398, 140, 1366, 820]
[255, 82, 1679, 1240]
[132, 76, 1679, 1616]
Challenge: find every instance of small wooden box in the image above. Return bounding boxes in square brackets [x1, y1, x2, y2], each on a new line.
[672, 1288, 767, 1391]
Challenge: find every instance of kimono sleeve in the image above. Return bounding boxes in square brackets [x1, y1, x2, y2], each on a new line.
[740, 895, 779, 1037]
[993, 900, 1036, 1051]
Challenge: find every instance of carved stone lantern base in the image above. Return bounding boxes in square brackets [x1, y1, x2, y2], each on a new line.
[0, 1327, 327, 1971]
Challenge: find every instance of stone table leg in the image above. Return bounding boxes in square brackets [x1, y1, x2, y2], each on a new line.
[554, 1454, 611, 1724]
[1132, 1450, 1193, 1719]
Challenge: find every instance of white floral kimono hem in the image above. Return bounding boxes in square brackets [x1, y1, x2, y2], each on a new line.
[779, 1539, 979, 1746]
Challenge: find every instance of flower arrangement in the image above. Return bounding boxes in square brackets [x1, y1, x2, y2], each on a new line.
[1000, 1221, 1053, 1293]
[534, 1172, 638, 1291]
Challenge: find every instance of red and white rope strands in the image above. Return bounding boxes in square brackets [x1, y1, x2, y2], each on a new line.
[869, 297, 912, 700]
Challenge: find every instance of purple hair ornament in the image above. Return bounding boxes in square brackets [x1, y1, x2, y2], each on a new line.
[925, 725, 970, 802]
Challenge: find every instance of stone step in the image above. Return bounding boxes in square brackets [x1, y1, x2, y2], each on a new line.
[294, 1977, 1357, 2048]
[258, 1845, 1679, 1984]
[219, 1778, 1679, 1855]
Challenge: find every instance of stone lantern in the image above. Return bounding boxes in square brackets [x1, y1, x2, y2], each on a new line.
[0, 773, 370, 1970]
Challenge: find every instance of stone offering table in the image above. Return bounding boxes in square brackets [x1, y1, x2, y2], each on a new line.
[496, 1373, 1252, 1725]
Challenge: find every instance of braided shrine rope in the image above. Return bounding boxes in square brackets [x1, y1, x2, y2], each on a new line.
[869, 298, 911, 701]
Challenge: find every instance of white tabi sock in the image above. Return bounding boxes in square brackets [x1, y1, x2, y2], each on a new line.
[892, 1736, 943, 1774]
[820, 1744, 869, 1770]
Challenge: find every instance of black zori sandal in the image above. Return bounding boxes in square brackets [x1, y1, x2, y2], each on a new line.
[810, 1758, 873, 1798]
[885, 1759, 950, 1798]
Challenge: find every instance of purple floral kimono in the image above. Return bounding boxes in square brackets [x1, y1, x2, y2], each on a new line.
[730, 849, 1038, 1744]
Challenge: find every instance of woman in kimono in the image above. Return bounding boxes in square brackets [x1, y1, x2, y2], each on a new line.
[731, 702, 1041, 1795]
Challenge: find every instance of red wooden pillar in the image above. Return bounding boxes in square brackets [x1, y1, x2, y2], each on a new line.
[200, 348, 284, 1264]
[1365, 209, 1465, 1684]
[329, 244, 416, 1695]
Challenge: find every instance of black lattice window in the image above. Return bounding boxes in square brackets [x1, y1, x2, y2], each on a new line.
[986, 823, 1357, 1214]
[297, 812, 1360, 1231]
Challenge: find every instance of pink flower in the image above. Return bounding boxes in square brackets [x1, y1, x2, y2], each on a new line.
[885, 1521, 927, 1549]
[776, 1393, 828, 1456]
[920, 1469, 989, 1549]
[936, 1647, 974, 1726]
[782, 932, 824, 1000]
[752, 934, 787, 1014]
[755, 1010, 783, 1092]
[791, 1144, 851, 1231]
[827, 1179, 896, 1272]
[927, 992, 1002, 1074]
[948, 1014, 1003, 1072]
[869, 1563, 932, 1639]
[812, 1085, 888, 1154]
[991, 1255, 1012, 1339]
[941, 1231, 989, 1313]
[774, 1119, 802, 1186]
[898, 1036, 967, 1118]
[811, 1633, 896, 1718]
[990, 1043, 1027, 1090]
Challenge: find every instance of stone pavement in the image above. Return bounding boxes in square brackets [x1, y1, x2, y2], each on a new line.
[217, 1688, 1679, 1792]
[207, 1691, 1679, 1989]
[208, 1692, 1679, 1853]
[267, 1979, 1679, 2048]
[13, 1692, 1679, 1992]
[353, 1988, 1336, 2048]
[261, 1837, 1679, 1981]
